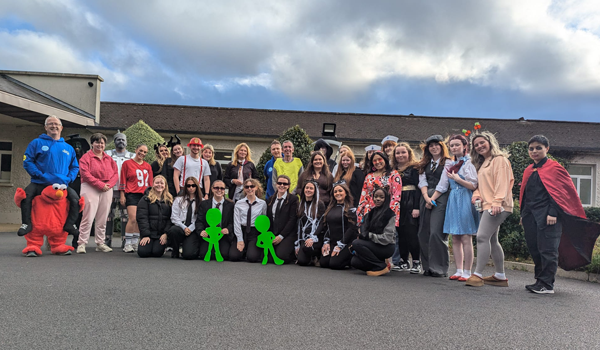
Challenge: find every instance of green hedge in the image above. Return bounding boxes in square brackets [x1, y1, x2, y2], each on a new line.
[106, 120, 164, 164]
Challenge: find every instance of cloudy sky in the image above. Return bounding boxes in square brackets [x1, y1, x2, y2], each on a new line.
[1, 0, 599, 122]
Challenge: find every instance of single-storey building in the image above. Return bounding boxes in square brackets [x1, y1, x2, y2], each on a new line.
[0, 70, 598, 223]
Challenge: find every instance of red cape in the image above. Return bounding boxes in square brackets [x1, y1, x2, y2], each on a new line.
[520, 159, 600, 270]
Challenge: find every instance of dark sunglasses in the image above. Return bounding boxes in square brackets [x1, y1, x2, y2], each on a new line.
[277, 182, 289, 186]
[185, 184, 197, 188]
[528, 146, 544, 151]
[244, 185, 256, 189]
[213, 186, 226, 191]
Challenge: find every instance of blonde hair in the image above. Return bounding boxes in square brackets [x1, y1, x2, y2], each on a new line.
[470, 131, 510, 171]
[334, 150, 356, 184]
[242, 178, 264, 199]
[232, 143, 253, 166]
[390, 142, 420, 173]
[202, 144, 217, 166]
[155, 144, 169, 172]
[147, 175, 173, 205]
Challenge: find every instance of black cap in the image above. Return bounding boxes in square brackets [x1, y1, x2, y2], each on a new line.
[425, 135, 443, 144]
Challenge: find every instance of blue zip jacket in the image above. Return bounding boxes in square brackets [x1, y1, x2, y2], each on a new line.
[23, 134, 79, 186]
[264, 156, 276, 201]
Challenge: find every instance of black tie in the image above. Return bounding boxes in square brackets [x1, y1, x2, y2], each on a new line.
[184, 200, 194, 227]
[215, 202, 221, 210]
[246, 200, 256, 234]
[431, 161, 437, 173]
[275, 198, 283, 219]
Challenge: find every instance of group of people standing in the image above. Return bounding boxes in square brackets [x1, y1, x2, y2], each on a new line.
[19, 115, 600, 295]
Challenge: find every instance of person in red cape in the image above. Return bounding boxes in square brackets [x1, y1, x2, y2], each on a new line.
[520, 135, 600, 294]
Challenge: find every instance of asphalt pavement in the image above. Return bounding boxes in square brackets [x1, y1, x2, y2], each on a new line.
[1, 232, 598, 350]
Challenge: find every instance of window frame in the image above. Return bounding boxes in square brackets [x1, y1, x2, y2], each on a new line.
[0, 140, 13, 183]
[568, 164, 595, 207]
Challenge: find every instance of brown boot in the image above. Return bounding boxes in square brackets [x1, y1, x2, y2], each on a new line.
[367, 266, 390, 276]
[465, 274, 484, 287]
[483, 275, 509, 287]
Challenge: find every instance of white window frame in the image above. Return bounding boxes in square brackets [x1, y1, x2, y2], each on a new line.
[569, 164, 595, 207]
[214, 149, 233, 172]
[0, 140, 13, 183]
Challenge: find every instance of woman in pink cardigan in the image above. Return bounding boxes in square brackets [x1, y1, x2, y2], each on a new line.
[466, 131, 514, 287]
[76, 133, 119, 254]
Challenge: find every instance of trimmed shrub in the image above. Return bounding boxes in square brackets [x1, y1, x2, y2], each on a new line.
[498, 200, 530, 261]
[256, 125, 314, 189]
[106, 120, 164, 164]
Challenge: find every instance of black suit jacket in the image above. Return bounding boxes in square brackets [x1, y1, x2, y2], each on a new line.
[266, 194, 299, 238]
[196, 198, 235, 242]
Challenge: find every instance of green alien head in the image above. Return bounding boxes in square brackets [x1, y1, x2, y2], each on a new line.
[206, 208, 222, 227]
[255, 215, 270, 233]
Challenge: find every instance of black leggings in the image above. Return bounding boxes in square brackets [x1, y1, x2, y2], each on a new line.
[320, 245, 352, 270]
[168, 226, 200, 260]
[229, 226, 260, 262]
[397, 223, 420, 262]
[137, 238, 166, 258]
[297, 240, 323, 266]
[351, 239, 395, 272]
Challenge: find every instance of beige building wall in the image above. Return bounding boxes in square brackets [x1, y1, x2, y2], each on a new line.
[4, 71, 103, 121]
[569, 153, 600, 207]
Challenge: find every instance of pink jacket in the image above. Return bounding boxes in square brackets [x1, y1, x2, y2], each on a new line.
[79, 150, 119, 191]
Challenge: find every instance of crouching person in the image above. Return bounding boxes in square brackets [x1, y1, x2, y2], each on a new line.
[137, 175, 173, 257]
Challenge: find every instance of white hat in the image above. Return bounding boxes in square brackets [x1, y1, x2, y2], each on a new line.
[381, 135, 399, 144]
[365, 145, 382, 152]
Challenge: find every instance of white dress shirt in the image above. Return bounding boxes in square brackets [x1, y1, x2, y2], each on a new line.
[171, 196, 197, 232]
[233, 197, 267, 242]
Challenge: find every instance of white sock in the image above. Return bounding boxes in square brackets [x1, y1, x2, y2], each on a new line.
[473, 272, 482, 278]
[132, 233, 140, 245]
[453, 269, 463, 277]
[495, 272, 506, 280]
[125, 233, 133, 245]
[463, 270, 472, 277]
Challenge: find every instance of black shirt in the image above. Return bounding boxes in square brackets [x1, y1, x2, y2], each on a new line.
[522, 157, 559, 223]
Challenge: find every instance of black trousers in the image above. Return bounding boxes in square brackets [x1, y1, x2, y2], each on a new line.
[397, 223, 420, 262]
[297, 240, 323, 266]
[168, 226, 200, 260]
[199, 234, 231, 261]
[229, 226, 260, 262]
[21, 183, 80, 228]
[320, 245, 352, 270]
[522, 213, 562, 288]
[273, 235, 296, 264]
[137, 238, 166, 258]
[351, 239, 395, 272]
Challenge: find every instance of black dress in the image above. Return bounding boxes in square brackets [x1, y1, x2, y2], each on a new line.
[318, 204, 358, 270]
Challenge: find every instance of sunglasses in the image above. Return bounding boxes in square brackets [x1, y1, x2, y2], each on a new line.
[213, 186, 226, 191]
[277, 182, 289, 186]
[528, 146, 544, 151]
[244, 185, 256, 189]
[185, 184, 197, 188]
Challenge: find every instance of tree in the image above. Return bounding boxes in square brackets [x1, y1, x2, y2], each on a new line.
[106, 120, 164, 164]
[256, 125, 314, 190]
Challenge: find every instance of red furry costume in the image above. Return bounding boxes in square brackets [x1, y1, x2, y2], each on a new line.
[14, 185, 85, 256]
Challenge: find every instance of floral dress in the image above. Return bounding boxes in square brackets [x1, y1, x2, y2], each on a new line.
[357, 170, 402, 226]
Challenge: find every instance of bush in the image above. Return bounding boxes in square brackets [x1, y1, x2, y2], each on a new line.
[256, 125, 314, 189]
[106, 120, 164, 164]
[498, 200, 531, 261]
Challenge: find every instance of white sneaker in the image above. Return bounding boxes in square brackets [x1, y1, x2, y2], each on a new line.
[76, 245, 86, 254]
[132, 241, 139, 252]
[95, 243, 113, 253]
[123, 244, 134, 253]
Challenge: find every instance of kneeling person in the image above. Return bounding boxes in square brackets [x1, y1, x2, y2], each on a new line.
[197, 180, 234, 261]
[137, 176, 173, 257]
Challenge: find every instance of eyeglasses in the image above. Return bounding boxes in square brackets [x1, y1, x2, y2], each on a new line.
[277, 182, 289, 186]
[528, 146, 544, 151]
[244, 185, 256, 189]
[186, 184, 197, 188]
[46, 123, 61, 127]
[213, 186, 226, 191]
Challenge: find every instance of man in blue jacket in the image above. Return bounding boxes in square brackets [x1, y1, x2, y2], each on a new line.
[264, 140, 281, 202]
[18, 115, 80, 236]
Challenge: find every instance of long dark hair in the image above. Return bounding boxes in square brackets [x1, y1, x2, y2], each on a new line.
[178, 176, 202, 212]
[268, 175, 292, 206]
[418, 140, 450, 174]
[297, 151, 332, 190]
[368, 151, 392, 176]
[323, 183, 355, 225]
[297, 180, 320, 219]
[447, 134, 469, 174]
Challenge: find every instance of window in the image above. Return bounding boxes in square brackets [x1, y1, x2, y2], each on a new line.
[569, 164, 595, 207]
[0, 141, 12, 183]
[214, 150, 233, 172]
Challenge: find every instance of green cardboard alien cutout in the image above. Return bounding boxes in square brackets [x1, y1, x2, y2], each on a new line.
[204, 208, 225, 262]
[255, 215, 284, 265]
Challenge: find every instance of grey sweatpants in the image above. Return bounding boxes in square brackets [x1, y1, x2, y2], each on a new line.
[474, 211, 511, 275]
[418, 189, 449, 275]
